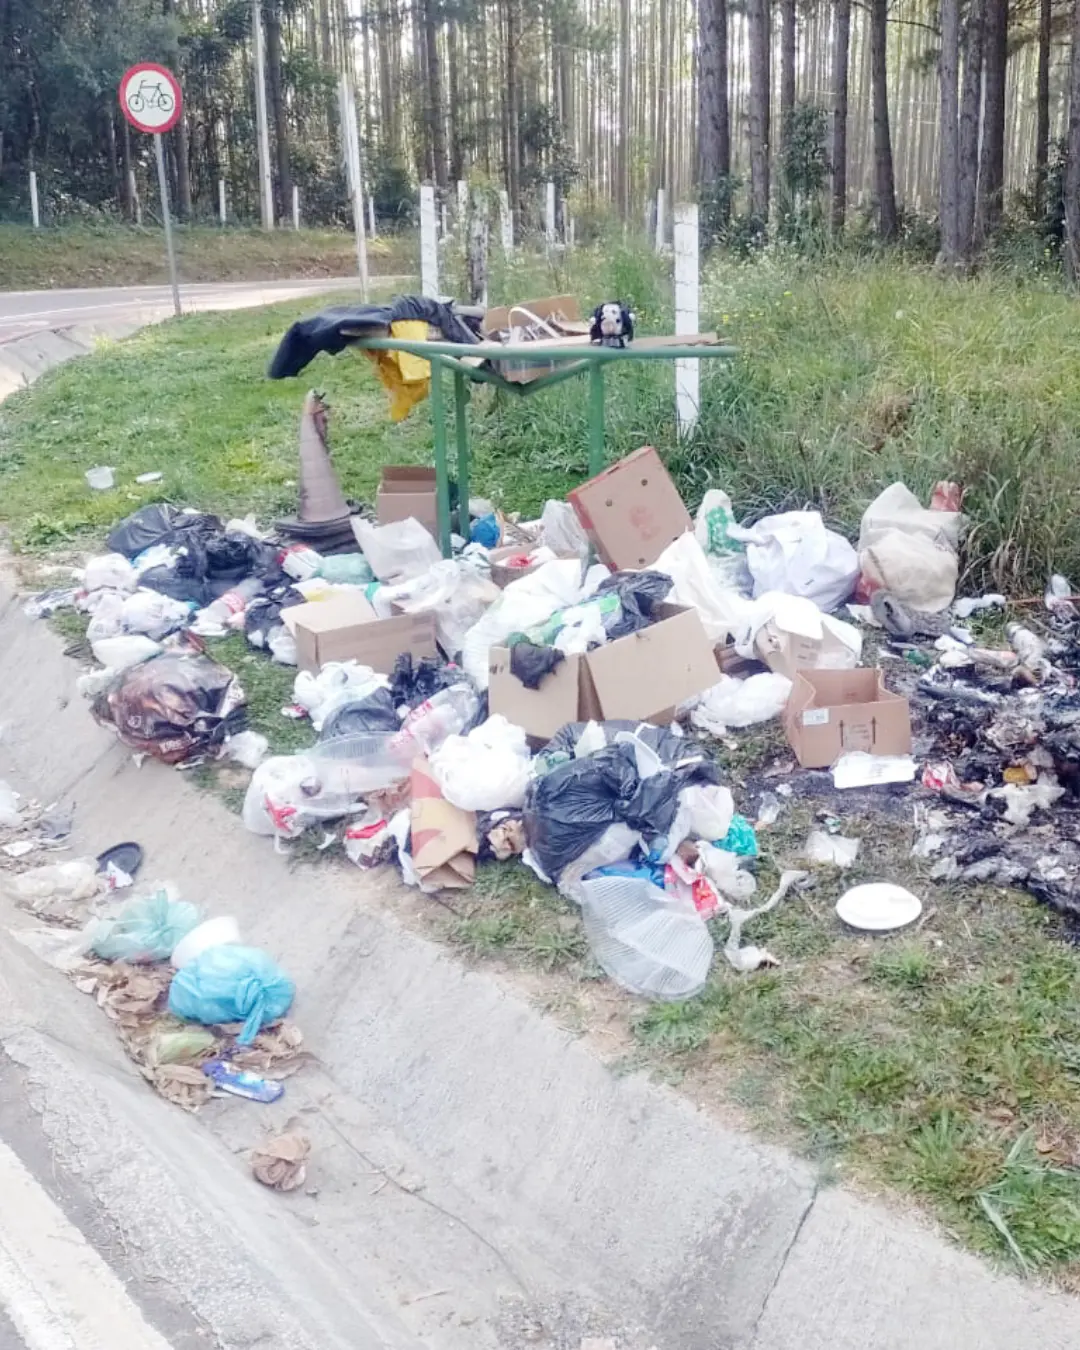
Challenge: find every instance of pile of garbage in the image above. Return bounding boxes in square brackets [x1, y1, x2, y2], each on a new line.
[27, 425, 1080, 1000]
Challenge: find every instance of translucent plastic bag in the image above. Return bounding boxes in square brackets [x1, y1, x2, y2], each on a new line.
[81, 553, 137, 593]
[579, 873, 714, 1001]
[88, 889, 202, 964]
[652, 534, 753, 644]
[293, 661, 387, 733]
[353, 516, 442, 583]
[690, 673, 792, 736]
[679, 783, 735, 842]
[121, 589, 192, 639]
[540, 500, 590, 558]
[167, 945, 295, 1044]
[242, 754, 363, 837]
[380, 559, 500, 659]
[694, 489, 753, 592]
[429, 715, 532, 811]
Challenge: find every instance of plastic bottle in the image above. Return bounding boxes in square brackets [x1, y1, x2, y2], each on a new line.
[193, 577, 263, 633]
[391, 685, 480, 758]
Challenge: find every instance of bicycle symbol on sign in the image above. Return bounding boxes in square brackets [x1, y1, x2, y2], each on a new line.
[127, 79, 174, 115]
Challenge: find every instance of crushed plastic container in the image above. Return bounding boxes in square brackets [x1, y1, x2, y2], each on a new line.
[308, 732, 414, 795]
[579, 873, 713, 1001]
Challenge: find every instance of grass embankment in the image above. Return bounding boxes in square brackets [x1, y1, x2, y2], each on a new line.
[4, 243, 1080, 1273]
[0, 223, 414, 290]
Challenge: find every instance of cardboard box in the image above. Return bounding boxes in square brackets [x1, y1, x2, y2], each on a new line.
[489, 603, 718, 742]
[752, 598, 863, 680]
[482, 295, 588, 385]
[783, 668, 912, 768]
[283, 594, 437, 675]
[568, 446, 692, 570]
[376, 466, 438, 538]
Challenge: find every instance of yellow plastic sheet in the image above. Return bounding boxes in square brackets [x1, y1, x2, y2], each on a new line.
[363, 319, 431, 421]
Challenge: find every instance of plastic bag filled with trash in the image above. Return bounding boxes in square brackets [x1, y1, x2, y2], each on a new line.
[92, 650, 247, 764]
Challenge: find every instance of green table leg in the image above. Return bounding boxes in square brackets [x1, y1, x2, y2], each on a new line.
[430, 357, 452, 556]
[588, 362, 606, 475]
[453, 369, 470, 538]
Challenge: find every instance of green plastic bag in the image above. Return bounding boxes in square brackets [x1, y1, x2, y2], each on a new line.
[89, 889, 201, 964]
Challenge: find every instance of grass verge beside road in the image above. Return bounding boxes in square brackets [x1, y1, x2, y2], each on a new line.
[5, 245, 1080, 1275]
[0, 223, 413, 290]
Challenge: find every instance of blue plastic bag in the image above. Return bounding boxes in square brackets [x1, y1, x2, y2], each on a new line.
[167, 945, 295, 1045]
[89, 889, 201, 964]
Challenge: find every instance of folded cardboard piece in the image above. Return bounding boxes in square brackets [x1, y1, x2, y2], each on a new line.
[410, 758, 477, 889]
[783, 668, 912, 768]
[751, 596, 863, 680]
[568, 446, 692, 570]
[489, 603, 719, 742]
[376, 466, 438, 538]
[282, 593, 437, 674]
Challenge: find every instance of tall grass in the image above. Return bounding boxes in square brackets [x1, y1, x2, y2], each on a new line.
[463, 236, 1080, 592]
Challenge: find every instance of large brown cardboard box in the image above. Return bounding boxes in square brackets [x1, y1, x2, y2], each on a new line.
[282, 594, 437, 675]
[568, 446, 692, 570]
[376, 466, 439, 538]
[488, 604, 718, 742]
[783, 668, 912, 768]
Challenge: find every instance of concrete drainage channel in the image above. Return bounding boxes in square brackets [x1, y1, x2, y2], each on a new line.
[3, 581, 1080, 1349]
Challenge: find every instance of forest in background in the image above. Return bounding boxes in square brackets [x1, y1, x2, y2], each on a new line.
[2, 0, 1080, 271]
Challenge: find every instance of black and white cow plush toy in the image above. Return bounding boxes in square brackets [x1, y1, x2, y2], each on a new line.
[590, 301, 634, 348]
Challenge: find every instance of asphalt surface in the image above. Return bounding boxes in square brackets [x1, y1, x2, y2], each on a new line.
[0, 275, 381, 344]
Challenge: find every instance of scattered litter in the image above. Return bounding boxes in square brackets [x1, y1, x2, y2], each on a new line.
[805, 831, 860, 867]
[832, 752, 917, 790]
[721, 869, 809, 971]
[2, 840, 35, 859]
[0, 781, 21, 829]
[225, 730, 269, 770]
[690, 673, 792, 736]
[251, 1125, 311, 1191]
[96, 841, 144, 879]
[836, 882, 923, 932]
[136, 471, 164, 484]
[954, 593, 1006, 619]
[203, 1060, 284, 1103]
[85, 465, 115, 490]
[171, 916, 242, 969]
[87, 888, 201, 964]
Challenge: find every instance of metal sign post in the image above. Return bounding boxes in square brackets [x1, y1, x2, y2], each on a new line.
[119, 62, 183, 316]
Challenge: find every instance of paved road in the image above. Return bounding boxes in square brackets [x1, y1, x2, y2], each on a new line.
[0, 275, 390, 344]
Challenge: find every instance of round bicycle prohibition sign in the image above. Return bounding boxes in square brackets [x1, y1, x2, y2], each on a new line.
[119, 63, 183, 135]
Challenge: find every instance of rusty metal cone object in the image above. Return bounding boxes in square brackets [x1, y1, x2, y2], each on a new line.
[297, 389, 350, 523]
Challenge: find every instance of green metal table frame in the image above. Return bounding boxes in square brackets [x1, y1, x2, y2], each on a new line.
[348, 335, 737, 556]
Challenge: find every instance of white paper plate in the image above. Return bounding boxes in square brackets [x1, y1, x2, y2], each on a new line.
[835, 882, 922, 932]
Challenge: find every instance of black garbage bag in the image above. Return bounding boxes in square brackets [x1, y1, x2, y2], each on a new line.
[107, 505, 222, 560]
[204, 531, 276, 582]
[244, 586, 305, 650]
[390, 653, 463, 709]
[541, 721, 717, 777]
[510, 641, 565, 690]
[594, 571, 673, 639]
[524, 743, 695, 882]
[319, 688, 401, 741]
[91, 651, 247, 765]
[138, 565, 209, 606]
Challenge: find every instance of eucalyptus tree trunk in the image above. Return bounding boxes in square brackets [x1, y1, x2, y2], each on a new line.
[831, 0, 851, 230]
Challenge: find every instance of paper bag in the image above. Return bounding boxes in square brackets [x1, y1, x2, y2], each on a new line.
[409, 759, 477, 889]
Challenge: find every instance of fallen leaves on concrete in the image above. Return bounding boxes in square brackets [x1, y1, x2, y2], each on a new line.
[251, 1122, 311, 1190]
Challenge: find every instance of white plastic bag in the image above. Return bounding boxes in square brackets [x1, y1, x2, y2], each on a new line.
[461, 557, 591, 689]
[85, 591, 127, 642]
[81, 553, 137, 593]
[540, 500, 590, 557]
[121, 589, 191, 639]
[858, 482, 962, 613]
[380, 559, 500, 659]
[90, 635, 161, 672]
[8, 857, 101, 904]
[735, 591, 862, 671]
[293, 661, 386, 732]
[353, 516, 442, 583]
[679, 783, 735, 842]
[429, 715, 532, 811]
[242, 754, 361, 838]
[690, 673, 793, 736]
[652, 533, 753, 644]
[697, 841, 758, 902]
[739, 511, 858, 612]
[0, 780, 21, 829]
